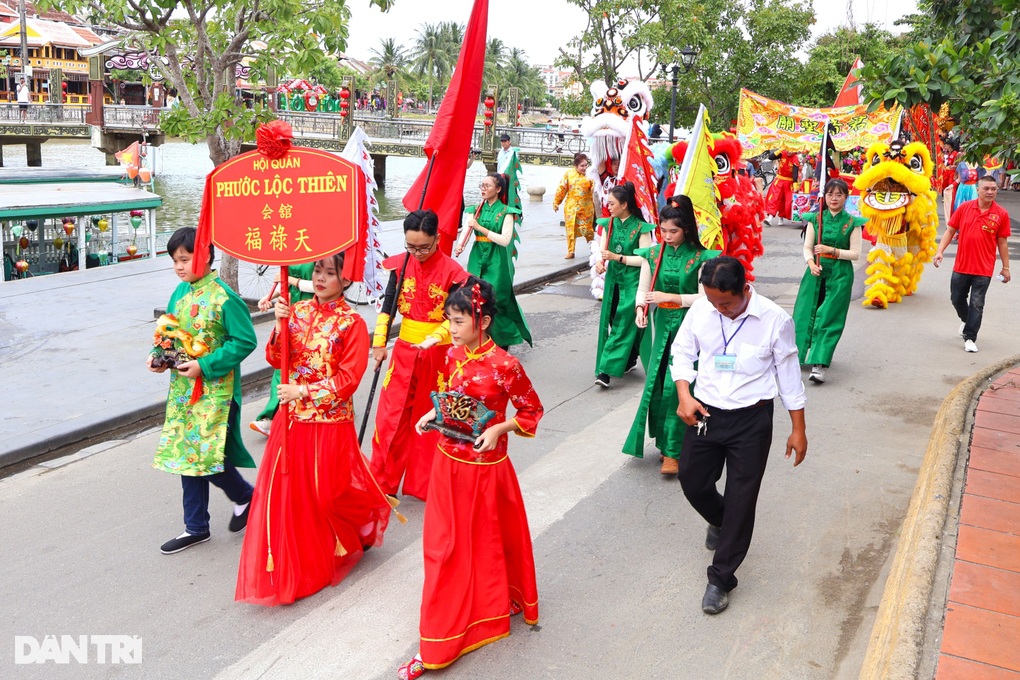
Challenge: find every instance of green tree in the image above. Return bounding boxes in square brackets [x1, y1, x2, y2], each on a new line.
[41, 0, 394, 286]
[859, 0, 1020, 165]
[368, 37, 409, 86]
[499, 47, 546, 110]
[794, 23, 903, 108]
[485, 37, 507, 86]
[413, 23, 449, 111]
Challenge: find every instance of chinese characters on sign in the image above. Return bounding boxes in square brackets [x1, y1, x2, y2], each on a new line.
[207, 148, 363, 265]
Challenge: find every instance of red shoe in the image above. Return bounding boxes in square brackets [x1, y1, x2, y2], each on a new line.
[509, 600, 523, 616]
[397, 658, 425, 680]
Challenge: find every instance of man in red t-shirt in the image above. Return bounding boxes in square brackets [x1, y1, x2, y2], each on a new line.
[933, 175, 1012, 352]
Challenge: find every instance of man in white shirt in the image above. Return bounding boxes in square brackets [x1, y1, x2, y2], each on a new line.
[16, 77, 30, 122]
[496, 134, 514, 174]
[670, 256, 808, 614]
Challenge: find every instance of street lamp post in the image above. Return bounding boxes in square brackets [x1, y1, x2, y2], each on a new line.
[666, 46, 700, 143]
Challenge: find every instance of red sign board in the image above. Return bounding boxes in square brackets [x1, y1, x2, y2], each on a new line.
[208, 147, 362, 265]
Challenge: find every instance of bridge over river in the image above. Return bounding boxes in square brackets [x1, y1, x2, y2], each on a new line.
[0, 104, 587, 174]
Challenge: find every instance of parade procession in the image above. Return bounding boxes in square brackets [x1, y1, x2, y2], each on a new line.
[2, 0, 1020, 678]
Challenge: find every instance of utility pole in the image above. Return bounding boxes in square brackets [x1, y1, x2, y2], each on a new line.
[18, 0, 29, 80]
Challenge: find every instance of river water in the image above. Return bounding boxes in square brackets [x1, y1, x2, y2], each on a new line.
[2, 140, 582, 298]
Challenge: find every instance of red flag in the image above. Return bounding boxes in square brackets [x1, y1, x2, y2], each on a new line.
[115, 141, 141, 167]
[833, 58, 864, 107]
[402, 0, 488, 255]
[621, 117, 659, 225]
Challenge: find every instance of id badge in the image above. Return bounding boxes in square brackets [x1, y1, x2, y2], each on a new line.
[714, 353, 736, 371]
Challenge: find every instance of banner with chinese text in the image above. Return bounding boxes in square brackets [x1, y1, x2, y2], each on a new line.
[208, 147, 362, 265]
[736, 89, 901, 158]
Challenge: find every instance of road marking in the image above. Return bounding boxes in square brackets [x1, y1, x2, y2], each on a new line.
[215, 396, 639, 680]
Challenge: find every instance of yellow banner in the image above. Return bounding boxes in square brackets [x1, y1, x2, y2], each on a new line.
[677, 105, 723, 250]
[736, 88, 900, 158]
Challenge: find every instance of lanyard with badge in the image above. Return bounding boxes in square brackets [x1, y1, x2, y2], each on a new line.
[714, 315, 748, 372]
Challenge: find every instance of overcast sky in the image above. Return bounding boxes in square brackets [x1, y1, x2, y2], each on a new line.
[344, 0, 919, 68]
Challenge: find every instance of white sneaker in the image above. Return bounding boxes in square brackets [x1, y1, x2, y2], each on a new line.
[809, 365, 826, 383]
[959, 322, 966, 338]
[964, 340, 979, 353]
[249, 419, 272, 436]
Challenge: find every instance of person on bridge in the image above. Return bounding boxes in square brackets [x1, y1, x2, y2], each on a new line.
[249, 263, 316, 437]
[236, 252, 396, 606]
[553, 153, 596, 260]
[456, 172, 533, 349]
[933, 174, 1012, 353]
[792, 178, 867, 384]
[594, 181, 655, 388]
[148, 227, 257, 556]
[399, 277, 543, 680]
[370, 210, 468, 501]
[623, 199, 719, 475]
[17, 77, 30, 122]
[670, 256, 807, 615]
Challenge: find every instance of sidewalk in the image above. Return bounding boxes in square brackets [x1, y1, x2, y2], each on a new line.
[0, 196, 590, 471]
[935, 368, 1020, 678]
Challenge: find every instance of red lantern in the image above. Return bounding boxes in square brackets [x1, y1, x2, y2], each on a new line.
[63, 223, 74, 236]
[19, 236, 29, 249]
[484, 95, 495, 109]
[15, 259, 29, 273]
[339, 87, 350, 101]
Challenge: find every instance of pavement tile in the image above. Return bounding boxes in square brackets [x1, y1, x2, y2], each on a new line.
[974, 410, 1020, 436]
[970, 446, 1020, 479]
[941, 603, 1020, 672]
[948, 560, 1020, 617]
[966, 469, 1020, 505]
[960, 493, 1020, 536]
[937, 655, 1020, 680]
[977, 395, 1020, 417]
[956, 524, 1020, 573]
[971, 427, 1020, 453]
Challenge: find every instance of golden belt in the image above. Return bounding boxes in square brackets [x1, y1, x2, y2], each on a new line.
[657, 302, 682, 309]
[398, 318, 449, 345]
[475, 235, 491, 243]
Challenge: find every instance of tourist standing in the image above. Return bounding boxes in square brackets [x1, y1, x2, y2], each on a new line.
[148, 227, 257, 555]
[456, 172, 533, 349]
[370, 210, 468, 501]
[552, 153, 596, 260]
[594, 182, 655, 388]
[792, 178, 868, 384]
[17, 77, 30, 122]
[398, 278, 543, 680]
[933, 175, 1011, 353]
[670, 256, 807, 615]
[623, 199, 719, 474]
[236, 253, 395, 606]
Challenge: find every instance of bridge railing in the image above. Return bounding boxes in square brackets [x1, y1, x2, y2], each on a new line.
[103, 105, 163, 130]
[0, 103, 87, 124]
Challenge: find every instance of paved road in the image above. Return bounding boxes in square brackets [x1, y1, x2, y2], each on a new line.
[3, 194, 1020, 679]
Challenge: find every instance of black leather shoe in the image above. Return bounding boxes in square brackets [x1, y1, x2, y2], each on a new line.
[701, 584, 729, 614]
[705, 524, 721, 551]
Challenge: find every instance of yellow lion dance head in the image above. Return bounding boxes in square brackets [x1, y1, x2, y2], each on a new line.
[852, 140, 939, 308]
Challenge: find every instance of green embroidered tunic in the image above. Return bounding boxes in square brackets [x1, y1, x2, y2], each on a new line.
[152, 271, 257, 476]
[595, 214, 656, 377]
[792, 210, 868, 367]
[623, 242, 719, 458]
[465, 200, 533, 348]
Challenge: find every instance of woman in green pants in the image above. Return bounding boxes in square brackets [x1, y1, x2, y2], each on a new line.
[249, 262, 316, 435]
[594, 182, 655, 387]
[792, 177, 868, 384]
[457, 172, 532, 349]
[623, 198, 718, 474]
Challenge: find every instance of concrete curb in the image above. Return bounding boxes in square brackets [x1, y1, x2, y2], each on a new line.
[858, 353, 1020, 680]
[3, 264, 589, 471]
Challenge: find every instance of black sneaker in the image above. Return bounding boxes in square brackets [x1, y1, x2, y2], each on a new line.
[595, 373, 610, 388]
[228, 502, 251, 533]
[160, 531, 211, 555]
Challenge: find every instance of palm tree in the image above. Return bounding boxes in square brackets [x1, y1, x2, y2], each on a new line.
[368, 37, 408, 86]
[485, 37, 506, 86]
[413, 23, 448, 111]
[501, 47, 546, 109]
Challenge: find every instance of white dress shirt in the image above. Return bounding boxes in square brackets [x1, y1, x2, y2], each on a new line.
[670, 287, 806, 411]
[496, 147, 514, 174]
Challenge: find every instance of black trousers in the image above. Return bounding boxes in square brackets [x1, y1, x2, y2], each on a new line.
[950, 272, 991, 341]
[677, 400, 774, 592]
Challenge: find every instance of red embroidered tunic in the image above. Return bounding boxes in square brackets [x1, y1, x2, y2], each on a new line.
[438, 339, 544, 464]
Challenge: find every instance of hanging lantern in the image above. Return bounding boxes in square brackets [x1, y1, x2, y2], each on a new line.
[53, 236, 64, 249]
[129, 209, 144, 217]
[10, 224, 23, 238]
[130, 216, 142, 229]
[19, 236, 29, 249]
[127, 165, 139, 180]
[14, 259, 29, 273]
[86, 231, 92, 243]
[90, 216, 101, 226]
[26, 219, 38, 232]
[63, 222, 75, 236]
[126, 244, 138, 257]
[139, 168, 152, 183]
[97, 219, 109, 232]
